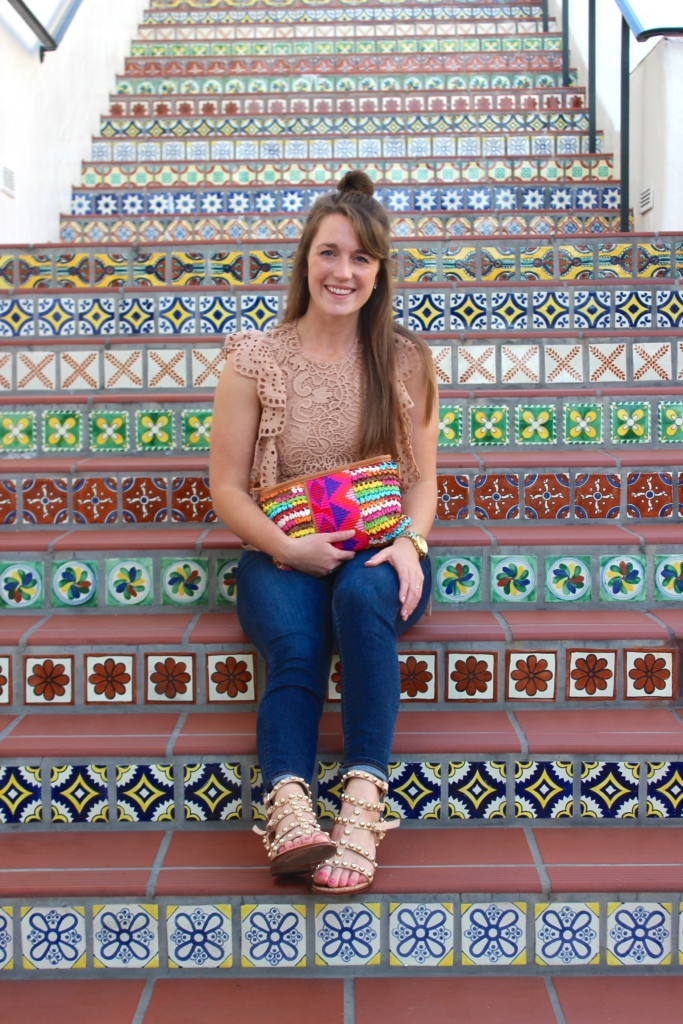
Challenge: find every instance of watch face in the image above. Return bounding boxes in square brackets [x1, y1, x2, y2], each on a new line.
[413, 533, 428, 557]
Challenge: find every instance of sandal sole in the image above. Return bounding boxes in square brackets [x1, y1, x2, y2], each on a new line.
[270, 839, 338, 876]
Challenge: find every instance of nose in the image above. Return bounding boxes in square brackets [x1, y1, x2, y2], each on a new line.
[333, 256, 353, 280]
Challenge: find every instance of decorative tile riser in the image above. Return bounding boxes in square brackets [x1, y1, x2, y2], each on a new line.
[0, 640, 677, 708]
[124, 36, 563, 58]
[5, 544, 683, 609]
[116, 71, 575, 93]
[107, 88, 588, 118]
[133, 20, 550, 43]
[67, 182, 618, 217]
[4, 755, 683, 825]
[60, 212, 625, 245]
[0, 894, 681, 975]
[144, 2, 546, 20]
[4, 289, 683, 341]
[9, 238, 681, 294]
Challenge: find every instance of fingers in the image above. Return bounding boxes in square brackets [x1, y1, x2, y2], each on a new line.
[364, 548, 389, 567]
[323, 529, 357, 543]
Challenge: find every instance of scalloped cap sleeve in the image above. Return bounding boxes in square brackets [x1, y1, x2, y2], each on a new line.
[393, 333, 421, 493]
[222, 330, 286, 489]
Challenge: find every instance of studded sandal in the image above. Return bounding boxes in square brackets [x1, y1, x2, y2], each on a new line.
[253, 775, 337, 877]
[311, 769, 399, 895]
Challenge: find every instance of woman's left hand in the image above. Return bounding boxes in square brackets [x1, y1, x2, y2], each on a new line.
[365, 536, 424, 620]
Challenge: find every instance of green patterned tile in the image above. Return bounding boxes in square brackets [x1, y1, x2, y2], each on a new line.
[654, 555, 683, 601]
[470, 406, 509, 446]
[599, 554, 646, 602]
[610, 401, 650, 444]
[434, 556, 482, 604]
[42, 410, 82, 452]
[658, 402, 683, 443]
[437, 404, 462, 448]
[515, 404, 555, 445]
[216, 558, 239, 605]
[544, 556, 591, 603]
[161, 557, 208, 606]
[105, 558, 153, 607]
[51, 559, 98, 607]
[182, 408, 212, 451]
[136, 409, 175, 451]
[0, 560, 43, 608]
[490, 555, 537, 603]
[563, 403, 603, 444]
[1, 411, 35, 452]
[90, 410, 129, 452]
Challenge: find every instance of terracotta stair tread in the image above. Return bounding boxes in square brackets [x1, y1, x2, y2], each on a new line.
[3, 826, 683, 898]
[2, 708, 682, 758]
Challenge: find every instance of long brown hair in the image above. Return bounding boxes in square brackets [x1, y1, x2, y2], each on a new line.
[283, 170, 437, 459]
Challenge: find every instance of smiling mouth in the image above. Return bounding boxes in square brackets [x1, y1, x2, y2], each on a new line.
[325, 285, 355, 296]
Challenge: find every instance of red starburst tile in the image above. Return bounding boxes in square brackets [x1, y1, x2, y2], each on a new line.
[171, 476, 216, 523]
[626, 472, 673, 518]
[72, 477, 118, 524]
[121, 476, 168, 523]
[145, 652, 196, 704]
[21, 478, 68, 525]
[574, 473, 621, 518]
[436, 474, 469, 520]
[473, 474, 520, 520]
[523, 473, 570, 519]
[399, 651, 437, 700]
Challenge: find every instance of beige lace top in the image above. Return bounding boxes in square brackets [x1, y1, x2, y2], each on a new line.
[222, 320, 421, 492]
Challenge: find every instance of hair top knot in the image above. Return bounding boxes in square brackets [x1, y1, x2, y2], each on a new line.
[337, 169, 375, 198]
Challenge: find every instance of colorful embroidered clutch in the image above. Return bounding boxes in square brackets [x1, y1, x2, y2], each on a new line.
[257, 455, 411, 553]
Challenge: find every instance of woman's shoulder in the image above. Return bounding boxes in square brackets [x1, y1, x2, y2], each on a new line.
[392, 328, 422, 381]
[223, 322, 291, 355]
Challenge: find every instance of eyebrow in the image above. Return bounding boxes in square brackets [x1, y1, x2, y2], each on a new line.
[315, 242, 370, 254]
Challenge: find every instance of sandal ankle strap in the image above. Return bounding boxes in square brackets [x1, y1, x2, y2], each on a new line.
[264, 775, 311, 809]
[341, 769, 389, 797]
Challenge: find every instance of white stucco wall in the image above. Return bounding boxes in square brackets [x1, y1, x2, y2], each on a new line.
[631, 37, 683, 232]
[0, 0, 147, 245]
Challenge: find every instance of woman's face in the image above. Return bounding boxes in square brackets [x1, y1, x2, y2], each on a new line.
[305, 213, 379, 322]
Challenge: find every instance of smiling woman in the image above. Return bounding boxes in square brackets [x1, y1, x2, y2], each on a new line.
[209, 169, 438, 896]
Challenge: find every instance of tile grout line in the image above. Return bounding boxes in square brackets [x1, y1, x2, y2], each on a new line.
[506, 710, 528, 756]
[165, 711, 188, 758]
[146, 830, 173, 900]
[544, 977, 567, 1024]
[344, 977, 355, 1024]
[524, 825, 551, 896]
[0, 713, 24, 745]
[131, 978, 155, 1024]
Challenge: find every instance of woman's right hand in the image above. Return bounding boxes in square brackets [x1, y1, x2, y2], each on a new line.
[278, 530, 357, 576]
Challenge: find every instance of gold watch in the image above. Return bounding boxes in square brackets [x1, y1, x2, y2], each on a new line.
[404, 530, 428, 560]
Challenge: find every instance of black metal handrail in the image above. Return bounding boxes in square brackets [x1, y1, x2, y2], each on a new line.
[4, 0, 83, 60]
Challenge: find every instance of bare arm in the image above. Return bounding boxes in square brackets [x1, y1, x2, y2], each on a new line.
[209, 352, 355, 575]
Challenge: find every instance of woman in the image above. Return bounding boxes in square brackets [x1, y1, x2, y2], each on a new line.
[209, 170, 438, 895]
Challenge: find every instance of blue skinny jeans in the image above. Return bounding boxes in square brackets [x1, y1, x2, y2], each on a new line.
[236, 548, 432, 792]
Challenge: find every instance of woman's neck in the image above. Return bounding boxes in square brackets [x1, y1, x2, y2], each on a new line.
[295, 308, 359, 362]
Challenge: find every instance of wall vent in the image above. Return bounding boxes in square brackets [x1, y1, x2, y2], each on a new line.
[1, 166, 15, 199]
[639, 186, 654, 214]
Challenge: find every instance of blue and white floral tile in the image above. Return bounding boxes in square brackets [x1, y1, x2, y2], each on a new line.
[241, 904, 306, 969]
[184, 763, 241, 820]
[0, 766, 41, 823]
[581, 762, 639, 818]
[51, 560, 98, 607]
[448, 762, 506, 819]
[0, 657, 10, 705]
[0, 908, 12, 969]
[85, 654, 135, 705]
[315, 903, 380, 967]
[24, 655, 74, 706]
[446, 652, 496, 702]
[206, 653, 256, 703]
[535, 903, 599, 966]
[51, 764, 108, 823]
[624, 649, 675, 700]
[317, 762, 342, 821]
[387, 762, 440, 820]
[21, 906, 86, 969]
[461, 903, 526, 966]
[646, 762, 683, 818]
[390, 902, 453, 967]
[161, 558, 208, 606]
[167, 905, 231, 969]
[250, 765, 266, 821]
[93, 904, 159, 968]
[515, 761, 573, 819]
[566, 650, 617, 700]
[116, 764, 174, 822]
[607, 903, 671, 966]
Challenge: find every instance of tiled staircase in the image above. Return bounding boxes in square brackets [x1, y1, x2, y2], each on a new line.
[2, 0, 683, 1021]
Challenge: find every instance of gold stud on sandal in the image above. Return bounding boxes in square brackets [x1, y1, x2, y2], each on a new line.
[253, 775, 337, 877]
[311, 770, 399, 895]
